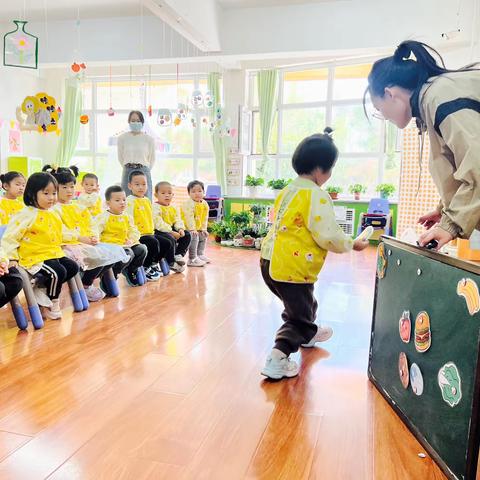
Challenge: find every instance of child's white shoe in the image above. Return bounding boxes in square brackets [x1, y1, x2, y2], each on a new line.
[33, 286, 52, 308]
[84, 285, 106, 302]
[174, 254, 186, 266]
[261, 349, 299, 380]
[170, 262, 186, 273]
[301, 326, 334, 348]
[42, 299, 62, 320]
[187, 257, 206, 267]
[198, 255, 211, 264]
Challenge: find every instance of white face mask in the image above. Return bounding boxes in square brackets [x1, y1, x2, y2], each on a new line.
[129, 122, 143, 132]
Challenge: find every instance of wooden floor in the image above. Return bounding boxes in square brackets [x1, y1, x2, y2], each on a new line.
[0, 244, 449, 480]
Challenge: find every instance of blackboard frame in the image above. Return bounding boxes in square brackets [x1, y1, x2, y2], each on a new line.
[368, 236, 480, 480]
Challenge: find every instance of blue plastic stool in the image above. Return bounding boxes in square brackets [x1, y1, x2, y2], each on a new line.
[159, 258, 170, 276]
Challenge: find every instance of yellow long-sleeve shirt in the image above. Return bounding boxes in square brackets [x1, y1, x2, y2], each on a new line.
[261, 177, 353, 283]
[181, 198, 209, 231]
[126, 196, 154, 236]
[0, 207, 67, 268]
[0, 197, 24, 225]
[94, 211, 140, 247]
[53, 202, 94, 245]
[152, 203, 185, 232]
[77, 192, 103, 217]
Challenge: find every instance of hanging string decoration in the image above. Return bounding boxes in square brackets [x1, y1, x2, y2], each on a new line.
[108, 65, 115, 116]
[4, 20, 38, 69]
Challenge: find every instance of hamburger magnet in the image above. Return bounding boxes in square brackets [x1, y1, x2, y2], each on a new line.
[415, 311, 431, 353]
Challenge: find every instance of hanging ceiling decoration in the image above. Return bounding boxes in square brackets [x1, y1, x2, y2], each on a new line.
[4, 20, 38, 69]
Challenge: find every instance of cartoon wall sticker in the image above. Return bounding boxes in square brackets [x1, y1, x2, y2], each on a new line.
[438, 363, 462, 407]
[398, 352, 409, 389]
[399, 310, 411, 343]
[16, 92, 60, 133]
[377, 242, 387, 279]
[457, 278, 480, 316]
[410, 363, 424, 396]
[415, 311, 431, 353]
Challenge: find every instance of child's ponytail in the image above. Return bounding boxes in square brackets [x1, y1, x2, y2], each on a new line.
[43, 164, 79, 185]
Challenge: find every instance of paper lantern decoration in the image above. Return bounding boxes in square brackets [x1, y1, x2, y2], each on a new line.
[147, 105, 153, 117]
[71, 62, 86, 74]
[174, 117, 181, 126]
[204, 92, 215, 108]
[191, 90, 203, 108]
[4, 20, 38, 69]
[157, 109, 172, 127]
[80, 114, 89, 125]
[107, 107, 115, 117]
[16, 92, 60, 133]
[230, 128, 237, 138]
[201, 116, 209, 125]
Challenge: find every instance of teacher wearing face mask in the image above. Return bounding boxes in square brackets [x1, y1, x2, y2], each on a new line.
[118, 110, 156, 200]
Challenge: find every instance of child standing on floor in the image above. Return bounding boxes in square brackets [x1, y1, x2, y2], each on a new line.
[77, 173, 103, 217]
[48, 166, 129, 301]
[0, 172, 26, 225]
[153, 181, 190, 272]
[126, 170, 163, 281]
[0, 172, 79, 320]
[181, 180, 210, 267]
[260, 129, 369, 380]
[0, 246, 22, 309]
[94, 185, 147, 287]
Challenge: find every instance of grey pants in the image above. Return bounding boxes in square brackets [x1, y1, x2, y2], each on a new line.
[189, 232, 207, 259]
[121, 164, 152, 200]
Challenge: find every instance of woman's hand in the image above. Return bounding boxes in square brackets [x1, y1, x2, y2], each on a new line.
[353, 238, 369, 252]
[418, 210, 442, 230]
[418, 226, 453, 250]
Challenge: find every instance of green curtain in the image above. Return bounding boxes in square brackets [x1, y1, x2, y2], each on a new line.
[55, 77, 82, 167]
[257, 69, 278, 176]
[208, 72, 227, 192]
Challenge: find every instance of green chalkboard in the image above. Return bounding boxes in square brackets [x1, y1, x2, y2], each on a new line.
[369, 237, 480, 480]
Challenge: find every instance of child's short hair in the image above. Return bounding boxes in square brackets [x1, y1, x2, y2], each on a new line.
[292, 128, 338, 175]
[105, 185, 124, 201]
[82, 173, 98, 183]
[24, 172, 58, 208]
[0, 171, 25, 188]
[128, 170, 146, 183]
[187, 180, 204, 193]
[155, 181, 172, 193]
[42, 165, 79, 185]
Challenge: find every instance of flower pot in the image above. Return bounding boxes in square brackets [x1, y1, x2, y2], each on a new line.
[233, 238, 243, 247]
[380, 192, 389, 199]
[328, 192, 338, 200]
[214, 235, 221, 243]
[354, 193, 361, 201]
[247, 186, 259, 198]
[243, 237, 255, 247]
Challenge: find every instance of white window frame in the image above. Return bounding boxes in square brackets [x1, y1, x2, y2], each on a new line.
[74, 74, 215, 183]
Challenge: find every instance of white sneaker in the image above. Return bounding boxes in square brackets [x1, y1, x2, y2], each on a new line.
[33, 286, 52, 307]
[170, 262, 186, 273]
[198, 255, 211, 264]
[84, 285, 106, 302]
[42, 299, 62, 320]
[301, 326, 334, 348]
[261, 349, 299, 380]
[174, 255, 186, 266]
[187, 257, 206, 267]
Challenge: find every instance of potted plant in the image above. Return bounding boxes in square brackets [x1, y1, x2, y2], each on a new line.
[233, 232, 244, 247]
[326, 185, 342, 200]
[250, 203, 268, 223]
[245, 175, 265, 197]
[230, 211, 252, 230]
[267, 178, 290, 198]
[211, 220, 238, 245]
[243, 235, 255, 248]
[349, 184, 367, 201]
[208, 222, 223, 243]
[376, 183, 396, 199]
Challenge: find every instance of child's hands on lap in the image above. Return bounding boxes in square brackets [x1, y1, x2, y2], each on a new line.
[178, 229, 185, 237]
[171, 231, 181, 240]
[8, 260, 18, 269]
[353, 238, 369, 251]
[0, 262, 9, 276]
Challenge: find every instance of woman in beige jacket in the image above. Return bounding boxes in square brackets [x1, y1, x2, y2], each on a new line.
[367, 40, 480, 250]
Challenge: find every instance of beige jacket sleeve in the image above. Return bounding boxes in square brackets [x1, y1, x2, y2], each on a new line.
[152, 203, 172, 232]
[435, 110, 480, 238]
[308, 190, 354, 253]
[182, 199, 196, 231]
[0, 207, 36, 261]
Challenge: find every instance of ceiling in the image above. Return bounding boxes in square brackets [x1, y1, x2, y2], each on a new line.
[217, 0, 340, 8]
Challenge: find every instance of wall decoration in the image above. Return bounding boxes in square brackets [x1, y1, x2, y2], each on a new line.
[457, 278, 480, 316]
[415, 311, 431, 353]
[16, 92, 60, 133]
[4, 20, 38, 69]
[8, 129, 21, 153]
[410, 363, 424, 396]
[438, 363, 462, 407]
[157, 109, 172, 127]
[399, 310, 411, 343]
[398, 352, 409, 389]
[71, 62, 86, 74]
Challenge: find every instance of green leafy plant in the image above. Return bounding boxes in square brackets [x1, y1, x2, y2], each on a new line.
[348, 184, 367, 195]
[250, 203, 268, 216]
[209, 220, 239, 240]
[376, 183, 396, 198]
[255, 223, 270, 238]
[326, 186, 343, 194]
[230, 211, 252, 228]
[245, 175, 265, 187]
[267, 178, 290, 190]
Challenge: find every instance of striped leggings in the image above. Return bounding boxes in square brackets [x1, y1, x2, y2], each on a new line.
[35, 257, 79, 300]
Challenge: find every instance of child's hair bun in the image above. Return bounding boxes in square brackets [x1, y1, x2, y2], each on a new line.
[42, 164, 55, 174]
[323, 127, 334, 137]
[68, 165, 79, 178]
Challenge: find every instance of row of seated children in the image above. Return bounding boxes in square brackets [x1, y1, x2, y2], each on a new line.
[0, 167, 212, 322]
